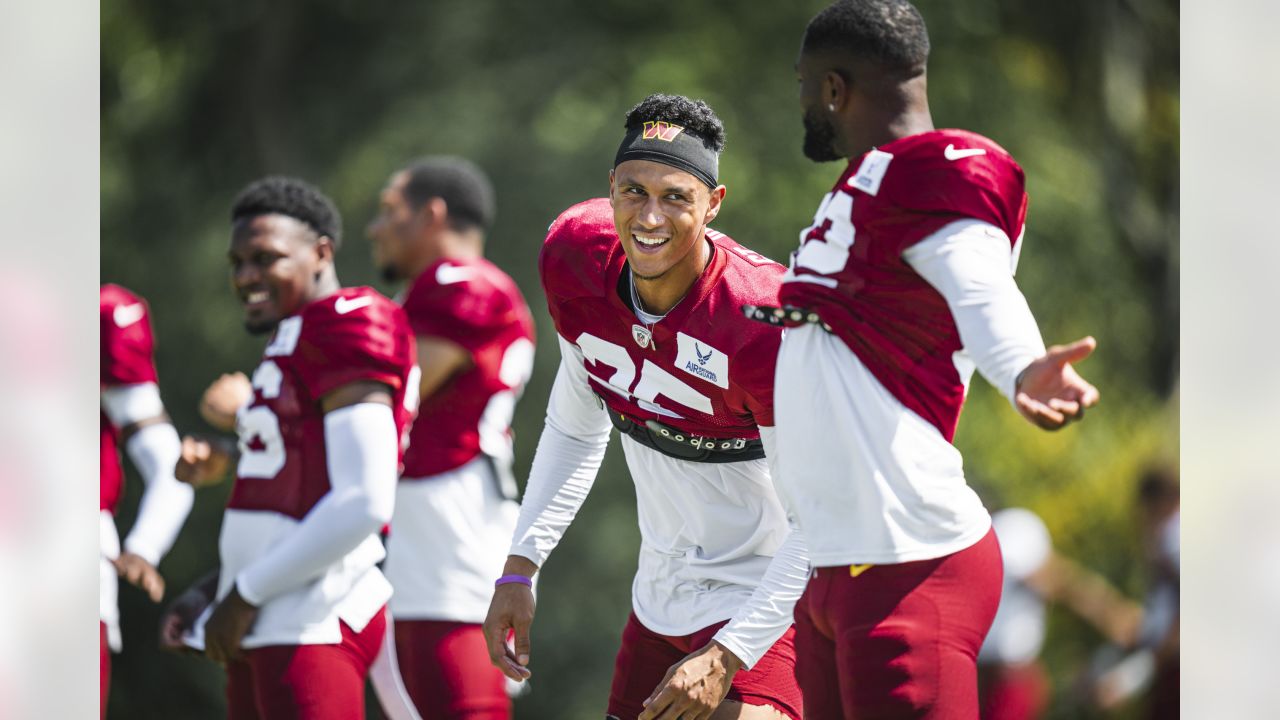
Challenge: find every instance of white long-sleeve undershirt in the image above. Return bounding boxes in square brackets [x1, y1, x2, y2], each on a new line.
[902, 219, 1047, 402]
[508, 339, 612, 567]
[710, 427, 810, 668]
[510, 337, 808, 668]
[235, 402, 398, 605]
[101, 382, 193, 565]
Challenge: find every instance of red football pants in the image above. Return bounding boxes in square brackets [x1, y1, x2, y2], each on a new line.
[100, 621, 110, 720]
[606, 612, 804, 720]
[226, 608, 386, 720]
[374, 619, 510, 720]
[795, 527, 1003, 719]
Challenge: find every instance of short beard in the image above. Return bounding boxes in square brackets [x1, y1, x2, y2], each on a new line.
[244, 319, 278, 336]
[379, 264, 403, 283]
[802, 107, 842, 163]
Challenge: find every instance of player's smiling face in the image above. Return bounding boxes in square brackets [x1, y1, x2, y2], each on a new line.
[229, 214, 333, 335]
[609, 159, 724, 283]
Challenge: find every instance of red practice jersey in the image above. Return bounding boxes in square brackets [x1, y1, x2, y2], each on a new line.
[780, 130, 1028, 440]
[228, 288, 417, 519]
[400, 257, 536, 478]
[542, 198, 782, 438]
[100, 284, 160, 513]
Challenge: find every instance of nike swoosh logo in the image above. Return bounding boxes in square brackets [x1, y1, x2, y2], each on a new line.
[944, 144, 987, 161]
[113, 303, 145, 328]
[436, 264, 475, 286]
[335, 296, 374, 315]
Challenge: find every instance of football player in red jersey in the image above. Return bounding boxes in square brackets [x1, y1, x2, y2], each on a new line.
[171, 177, 417, 720]
[99, 284, 195, 718]
[763, 2, 1101, 718]
[483, 95, 808, 720]
[363, 157, 536, 720]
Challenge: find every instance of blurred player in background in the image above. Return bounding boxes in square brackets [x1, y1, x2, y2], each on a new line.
[978, 507, 1141, 720]
[484, 94, 808, 720]
[1087, 466, 1179, 719]
[764, 1, 1101, 716]
[100, 284, 195, 718]
[364, 156, 535, 720]
[171, 177, 417, 719]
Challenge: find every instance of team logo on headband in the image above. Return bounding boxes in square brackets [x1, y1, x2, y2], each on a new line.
[641, 121, 684, 142]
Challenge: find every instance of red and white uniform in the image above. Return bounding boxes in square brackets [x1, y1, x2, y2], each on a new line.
[510, 199, 809, 718]
[400, 257, 536, 480]
[100, 285, 193, 648]
[383, 257, 535, 621]
[101, 284, 159, 515]
[778, 130, 1045, 718]
[374, 259, 534, 720]
[101, 284, 194, 717]
[777, 129, 1044, 565]
[194, 288, 416, 649]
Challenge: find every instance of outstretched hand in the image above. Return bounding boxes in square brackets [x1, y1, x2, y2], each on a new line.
[639, 641, 742, 720]
[1014, 336, 1100, 430]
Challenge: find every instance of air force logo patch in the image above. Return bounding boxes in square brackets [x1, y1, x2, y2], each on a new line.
[675, 332, 728, 389]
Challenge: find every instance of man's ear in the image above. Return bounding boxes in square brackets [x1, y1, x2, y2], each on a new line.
[704, 184, 727, 224]
[315, 235, 336, 270]
[824, 69, 849, 112]
[416, 197, 448, 230]
[607, 169, 617, 208]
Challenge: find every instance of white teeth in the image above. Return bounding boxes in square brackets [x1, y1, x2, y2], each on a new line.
[634, 234, 668, 247]
[246, 291, 269, 304]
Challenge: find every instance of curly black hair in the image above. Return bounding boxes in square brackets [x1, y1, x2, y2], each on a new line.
[401, 156, 496, 233]
[231, 176, 343, 248]
[803, 0, 930, 77]
[624, 93, 726, 153]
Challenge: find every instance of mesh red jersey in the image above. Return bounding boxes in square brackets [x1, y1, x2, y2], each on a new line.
[542, 198, 783, 437]
[780, 130, 1028, 440]
[100, 284, 161, 513]
[228, 288, 417, 519]
[400, 257, 536, 478]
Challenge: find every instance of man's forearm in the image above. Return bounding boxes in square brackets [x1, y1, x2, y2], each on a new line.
[711, 525, 810, 670]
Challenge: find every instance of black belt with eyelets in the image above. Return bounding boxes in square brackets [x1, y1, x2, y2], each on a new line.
[740, 304, 833, 332]
[607, 410, 765, 464]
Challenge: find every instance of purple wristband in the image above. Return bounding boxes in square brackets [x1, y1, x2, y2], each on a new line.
[495, 574, 533, 588]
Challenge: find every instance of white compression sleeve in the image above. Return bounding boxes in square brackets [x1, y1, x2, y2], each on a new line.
[711, 426, 812, 669]
[903, 219, 1047, 403]
[508, 336, 612, 568]
[101, 382, 165, 427]
[121, 423, 194, 565]
[235, 402, 398, 605]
